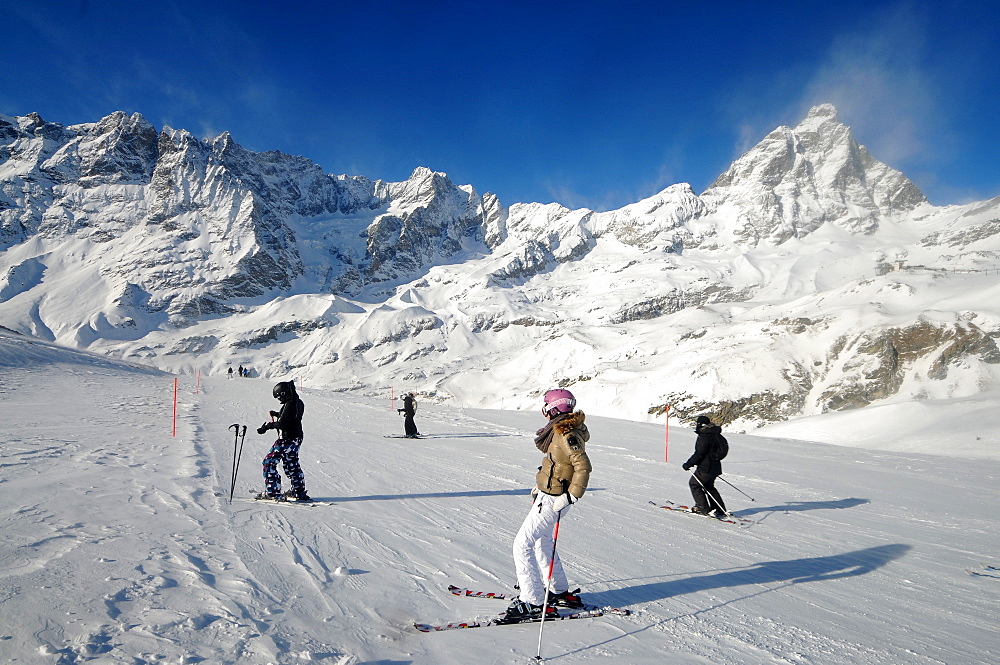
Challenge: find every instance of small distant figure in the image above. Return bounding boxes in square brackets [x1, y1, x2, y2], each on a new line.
[238, 365, 244, 378]
[682, 415, 727, 516]
[227, 366, 234, 379]
[255, 381, 310, 502]
[398, 392, 420, 438]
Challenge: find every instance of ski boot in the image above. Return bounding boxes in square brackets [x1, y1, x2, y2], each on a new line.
[498, 598, 557, 624]
[283, 489, 313, 502]
[549, 588, 585, 609]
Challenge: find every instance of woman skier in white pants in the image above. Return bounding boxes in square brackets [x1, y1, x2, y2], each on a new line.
[505, 389, 593, 622]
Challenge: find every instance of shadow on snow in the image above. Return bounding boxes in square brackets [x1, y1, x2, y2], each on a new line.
[736, 497, 870, 517]
[591, 543, 911, 609]
[318, 487, 601, 503]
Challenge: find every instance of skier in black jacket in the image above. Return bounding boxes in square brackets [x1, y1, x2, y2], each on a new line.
[682, 415, 726, 516]
[256, 381, 310, 502]
[398, 392, 420, 438]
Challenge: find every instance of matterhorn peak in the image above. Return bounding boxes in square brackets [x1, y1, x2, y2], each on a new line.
[702, 103, 925, 244]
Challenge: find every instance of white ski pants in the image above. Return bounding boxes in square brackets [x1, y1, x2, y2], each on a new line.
[512, 492, 570, 606]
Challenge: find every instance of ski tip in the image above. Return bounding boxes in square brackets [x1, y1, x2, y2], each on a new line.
[413, 623, 434, 632]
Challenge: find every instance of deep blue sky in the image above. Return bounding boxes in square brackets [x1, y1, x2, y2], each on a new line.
[3, 1, 997, 210]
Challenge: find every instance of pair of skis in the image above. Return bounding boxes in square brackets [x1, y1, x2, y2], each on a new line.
[649, 499, 756, 526]
[249, 492, 325, 506]
[966, 564, 999, 579]
[414, 585, 631, 632]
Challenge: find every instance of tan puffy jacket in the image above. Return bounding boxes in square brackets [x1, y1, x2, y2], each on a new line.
[536, 411, 592, 499]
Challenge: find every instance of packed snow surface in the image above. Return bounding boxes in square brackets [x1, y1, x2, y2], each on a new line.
[0, 330, 997, 664]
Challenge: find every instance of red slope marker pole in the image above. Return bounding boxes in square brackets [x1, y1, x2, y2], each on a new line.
[664, 403, 670, 463]
[172, 378, 178, 437]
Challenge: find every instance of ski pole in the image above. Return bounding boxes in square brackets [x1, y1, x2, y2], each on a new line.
[535, 510, 562, 661]
[689, 468, 733, 517]
[234, 425, 246, 498]
[717, 475, 755, 502]
[229, 424, 247, 503]
[228, 424, 240, 503]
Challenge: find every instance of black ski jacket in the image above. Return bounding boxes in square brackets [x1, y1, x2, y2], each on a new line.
[402, 394, 416, 417]
[266, 397, 305, 440]
[684, 423, 723, 475]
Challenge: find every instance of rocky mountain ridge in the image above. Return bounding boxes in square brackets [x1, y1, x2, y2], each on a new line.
[1, 105, 998, 429]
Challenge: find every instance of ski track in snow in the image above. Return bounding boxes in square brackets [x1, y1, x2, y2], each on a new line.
[0, 349, 997, 663]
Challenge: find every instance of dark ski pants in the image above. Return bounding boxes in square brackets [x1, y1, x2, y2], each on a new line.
[262, 437, 306, 496]
[404, 413, 418, 437]
[689, 470, 726, 513]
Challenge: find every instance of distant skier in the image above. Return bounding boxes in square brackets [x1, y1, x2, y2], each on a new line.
[255, 381, 310, 502]
[504, 389, 592, 623]
[682, 415, 727, 516]
[398, 392, 420, 438]
[227, 366, 233, 379]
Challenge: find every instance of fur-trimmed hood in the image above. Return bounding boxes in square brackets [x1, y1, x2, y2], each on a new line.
[534, 411, 587, 453]
[553, 411, 586, 435]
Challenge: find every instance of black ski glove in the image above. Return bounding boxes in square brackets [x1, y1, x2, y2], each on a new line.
[682, 463, 692, 471]
[257, 423, 270, 435]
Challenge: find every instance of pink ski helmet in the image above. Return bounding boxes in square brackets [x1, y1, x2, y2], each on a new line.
[542, 389, 576, 417]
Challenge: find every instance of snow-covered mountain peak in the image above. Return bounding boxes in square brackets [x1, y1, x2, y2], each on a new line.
[702, 104, 927, 244]
[801, 101, 839, 122]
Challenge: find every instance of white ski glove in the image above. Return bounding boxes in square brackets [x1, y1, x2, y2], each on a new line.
[552, 492, 575, 512]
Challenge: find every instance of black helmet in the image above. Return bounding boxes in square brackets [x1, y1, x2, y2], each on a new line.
[273, 381, 293, 401]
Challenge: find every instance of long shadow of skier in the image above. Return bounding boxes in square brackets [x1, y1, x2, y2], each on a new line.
[417, 433, 514, 439]
[587, 543, 910, 609]
[557, 544, 910, 661]
[319, 488, 604, 503]
[737, 497, 869, 517]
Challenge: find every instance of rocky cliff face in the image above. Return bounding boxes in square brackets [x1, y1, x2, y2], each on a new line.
[0, 112, 492, 324]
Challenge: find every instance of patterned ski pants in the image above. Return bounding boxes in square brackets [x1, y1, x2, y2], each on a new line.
[262, 437, 306, 496]
[512, 492, 570, 606]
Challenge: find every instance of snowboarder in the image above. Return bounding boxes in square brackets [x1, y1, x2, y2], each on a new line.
[505, 389, 592, 622]
[255, 381, 310, 502]
[682, 415, 727, 516]
[398, 392, 420, 438]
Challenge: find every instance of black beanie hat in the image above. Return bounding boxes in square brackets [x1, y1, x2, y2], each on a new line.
[696, 415, 711, 425]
